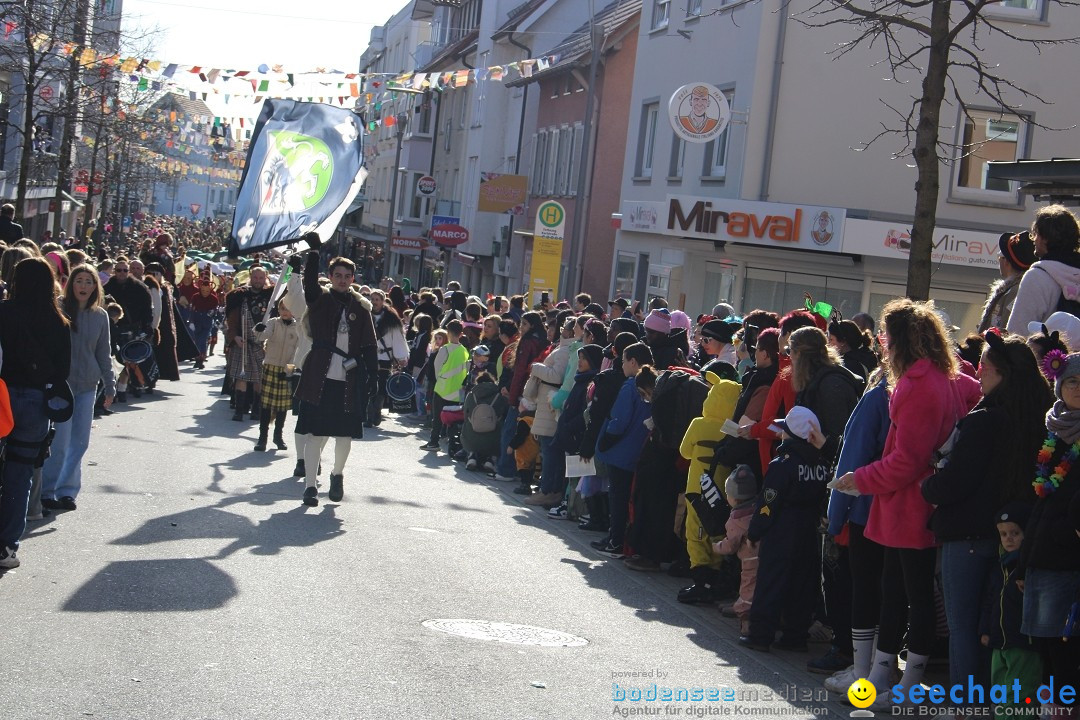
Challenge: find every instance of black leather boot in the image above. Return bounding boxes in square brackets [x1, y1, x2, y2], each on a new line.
[273, 412, 288, 450]
[232, 391, 247, 421]
[254, 409, 270, 451]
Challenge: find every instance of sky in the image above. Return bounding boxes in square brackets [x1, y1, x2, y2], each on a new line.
[120, 0, 399, 72]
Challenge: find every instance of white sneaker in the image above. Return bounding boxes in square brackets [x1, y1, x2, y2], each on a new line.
[0, 545, 20, 569]
[465, 458, 478, 470]
[493, 473, 516, 482]
[824, 667, 855, 693]
[482, 460, 496, 472]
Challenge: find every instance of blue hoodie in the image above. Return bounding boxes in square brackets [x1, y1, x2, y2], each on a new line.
[826, 377, 890, 537]
[596, 376, 652, 471]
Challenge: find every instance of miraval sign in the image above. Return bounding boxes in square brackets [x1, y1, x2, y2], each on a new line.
[620, 195, 846, 253]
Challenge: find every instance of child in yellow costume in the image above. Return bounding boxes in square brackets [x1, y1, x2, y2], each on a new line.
[677, 371, 741, 604]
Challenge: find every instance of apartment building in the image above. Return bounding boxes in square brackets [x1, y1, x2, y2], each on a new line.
[613, 0, 1080, 329]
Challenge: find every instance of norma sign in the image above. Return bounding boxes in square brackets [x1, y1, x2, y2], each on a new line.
[416, 175, 437, 197]
[431, 224, 470, 247]
[668, 83, 730, 145]
[390, 236, 429, 256]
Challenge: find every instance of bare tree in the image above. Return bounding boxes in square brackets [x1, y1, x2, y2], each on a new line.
[793, 0, 1079, 300]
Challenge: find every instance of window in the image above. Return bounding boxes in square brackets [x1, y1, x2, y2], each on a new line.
[408, 173, 424, 220]
[458, 91, 467, 129]
[687, 0, 702, 16]
[532, 130, 548, 195]
[987, 0, 1044, 19]
[703, 91, 734, 179]
[556, 126, 571, 195]
[668, 134, 686, 179]
[473, 52, 488, 126]
[953, 108, 1026, 198]
[545, 127, 560, 194]
[416, 97, 433, 136]
[651, 0, 671, 29]
[614, 252, 637, 298]
[444, 119, 452, 152]
[636, 103, 659, 178]
[743, 269, 862, 322]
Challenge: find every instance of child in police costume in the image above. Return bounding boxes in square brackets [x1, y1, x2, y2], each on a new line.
[740, 406, 835, 652]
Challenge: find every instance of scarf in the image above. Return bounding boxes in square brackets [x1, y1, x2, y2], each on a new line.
[1046, 399, 1080, 445]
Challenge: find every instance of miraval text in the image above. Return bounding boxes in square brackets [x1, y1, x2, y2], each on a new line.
[667, 199, 803, 242]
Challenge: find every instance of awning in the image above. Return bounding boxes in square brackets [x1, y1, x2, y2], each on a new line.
[62, 190, 85, 208]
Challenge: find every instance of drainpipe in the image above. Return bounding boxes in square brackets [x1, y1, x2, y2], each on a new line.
[758, 2, 789, 202]
[568, 4, 603, 298]
[506, 31, 532, 296]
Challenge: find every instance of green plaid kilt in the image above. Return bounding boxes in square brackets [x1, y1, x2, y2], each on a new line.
[261, 364, 293, 413]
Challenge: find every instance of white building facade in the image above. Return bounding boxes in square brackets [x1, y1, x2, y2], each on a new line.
[613, 0, 1080, 331]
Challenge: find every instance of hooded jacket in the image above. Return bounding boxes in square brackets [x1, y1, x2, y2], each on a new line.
[596, 376, 652, 471]
[1006, 258, 1080, 335]
[680, 375, 742, 500]
[525, 335, 573, 437]
[552, 368, 598, 454]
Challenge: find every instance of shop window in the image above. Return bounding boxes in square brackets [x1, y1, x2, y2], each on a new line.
[952, 108, 1027, 201]
[702, 262, 737, 318]
[614, 252, 637, 298]
[869, 284, 985, 335]
[743, 268, 862, 320]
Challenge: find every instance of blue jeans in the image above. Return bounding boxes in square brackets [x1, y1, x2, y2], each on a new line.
[495, 405, 519, 477]
[0, 387, 50, 550]
[41, 390, 97, 500]
[190, 310, 213, 356]
[414, 383, 428, 417]
[942, 538, 998, 689]
[538, 435, 566, 495]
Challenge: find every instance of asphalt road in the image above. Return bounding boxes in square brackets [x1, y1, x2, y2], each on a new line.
[1, 356, 857, 720]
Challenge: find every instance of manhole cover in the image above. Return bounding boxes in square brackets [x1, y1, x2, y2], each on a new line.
[422, 619, 588, 647]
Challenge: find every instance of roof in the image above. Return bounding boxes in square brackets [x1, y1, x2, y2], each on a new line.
[150, 92, 214, 120]
[987, 158, 1080, 203]
[491, 0, 550, 41]
[505, 0, 641, 87]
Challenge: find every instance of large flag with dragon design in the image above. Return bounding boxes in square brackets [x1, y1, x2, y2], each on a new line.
[229, 99, 367, 255]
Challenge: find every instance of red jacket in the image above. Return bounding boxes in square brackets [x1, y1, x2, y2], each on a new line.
[854, 359, 981, 549]
[748, 355, 795, 472]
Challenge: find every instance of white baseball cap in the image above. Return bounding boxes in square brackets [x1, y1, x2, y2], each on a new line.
[773, 406, 821, 441]
[1028, 311, 1080, 350]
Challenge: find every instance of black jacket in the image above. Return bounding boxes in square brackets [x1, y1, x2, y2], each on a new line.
[0, 217, 24, 243]
[552, 369, 597, 454]
[748, 438, 832, 543]
[795, 364, 864, 439]
[413, 300, 442, 325]
[579, 363, 626, 459]
[922, 403, 1009, 542]
[979, 548, 1033, 650]
[842, 346, 878, 383]
[103, 276, 154, 332]
[1018, 448, 1080, 577]
[407, 330, 431, 373]
[0, 301, 71, 388]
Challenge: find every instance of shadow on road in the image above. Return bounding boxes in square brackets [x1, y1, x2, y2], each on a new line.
[62, 558, 237, 612]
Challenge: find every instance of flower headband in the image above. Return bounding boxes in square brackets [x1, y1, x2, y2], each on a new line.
[1043, 349, 1068, 381]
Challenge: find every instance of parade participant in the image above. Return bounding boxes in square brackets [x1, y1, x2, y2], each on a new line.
[225, 266, 273, 421]
[253, 299, 300, 452]
[0, 258, 71, 569]
[103, 257, 153, 337]
[1007, 204, 1080, 335]
[188, 279, 219, 370]
[41, 265, 114, 511]
[369, 289, 408, 427]
[294, 243, 378, 507]
[144, 263, 183, 383]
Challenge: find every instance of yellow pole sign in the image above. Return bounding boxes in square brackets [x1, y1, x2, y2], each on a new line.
[529, 200, 566, 306]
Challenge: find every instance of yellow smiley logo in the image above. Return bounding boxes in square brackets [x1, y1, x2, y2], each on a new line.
[847, 678, 876, 709]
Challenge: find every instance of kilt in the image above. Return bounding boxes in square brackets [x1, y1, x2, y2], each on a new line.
[227, 341, 264, 382]
[295, 379, 365, 439]
[261, 364, 293, 413]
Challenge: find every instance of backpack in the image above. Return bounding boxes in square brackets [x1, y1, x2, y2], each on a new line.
[468, 394, 498, 433]
[685, 468, 731, 537]
[649, 367, 710, 449]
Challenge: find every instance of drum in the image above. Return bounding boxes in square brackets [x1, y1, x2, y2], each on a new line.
[120, 339, 153, 364]
[386, 371, 417, 413]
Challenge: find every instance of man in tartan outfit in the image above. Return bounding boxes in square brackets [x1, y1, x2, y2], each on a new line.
[225, 267, 274, 421]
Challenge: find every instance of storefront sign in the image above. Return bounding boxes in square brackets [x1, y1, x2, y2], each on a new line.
[668, 83, 730, 144]
[620, 195, 846, 253]
[416, 175, 437, 197]
[390, 236, 428, 256]
[477, 172, 527, 215]
[841, 218, 1001, 269]
[529, 201, 566, 304]
[431, 223, 470, 247]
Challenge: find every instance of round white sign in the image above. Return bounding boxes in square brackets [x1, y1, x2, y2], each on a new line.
[416, 175, 437, 197]
[668, 83, 730, 144]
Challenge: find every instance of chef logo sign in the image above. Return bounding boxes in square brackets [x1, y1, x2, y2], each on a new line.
[669, 83, 730, 144]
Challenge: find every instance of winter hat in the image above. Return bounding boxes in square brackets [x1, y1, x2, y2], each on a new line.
[643, 308, 672, 334]
[725, 464, 758, 501]
[472, 344, 491, 356]
[712, 303, 736, 320]
[669, 310, 692, 333]
[1029, 312, 1080, 351]
[701, 319, 737, 344]
[995, 502, 1033, 532]
[1054, 352, 1080, 399]
[998, 231, 1036, 272]
[579, 344, 604, 371]
[774, 405, 821, 441]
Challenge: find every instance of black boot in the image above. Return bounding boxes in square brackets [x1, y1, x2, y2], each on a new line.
[293, 458, 306, 477]
[232, 391, 248, 421]
[578, 494, 610, 532]
[677, 566, 721, 605]
[273, 412, 288, 450]
[248, 387, 259, 419]
[254, 409, 270, 451]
